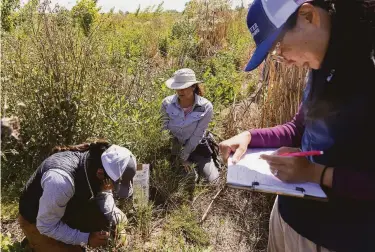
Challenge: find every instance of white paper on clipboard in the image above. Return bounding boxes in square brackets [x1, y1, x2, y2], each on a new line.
[226, 148, 327, 199]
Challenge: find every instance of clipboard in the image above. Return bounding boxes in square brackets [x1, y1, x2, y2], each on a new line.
[226, 148, 328, 201]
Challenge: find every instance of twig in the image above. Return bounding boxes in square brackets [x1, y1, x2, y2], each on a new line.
[192, 189, 208, 206]
[200, 186, 224, 223]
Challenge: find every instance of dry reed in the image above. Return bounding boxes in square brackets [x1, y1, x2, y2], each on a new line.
[259, 56, 307, 127]
[221, 56, 308, 138]
[187, 0, 233, 57]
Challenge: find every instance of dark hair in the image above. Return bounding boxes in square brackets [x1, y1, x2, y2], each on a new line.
[52, 139, 111, 171]
[52, 139, 111, 154]
[52, 143, 90, 153]
[282, 1, 375, 120]
[194, 84, 204, 96]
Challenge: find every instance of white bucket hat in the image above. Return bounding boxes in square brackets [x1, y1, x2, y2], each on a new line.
[165, 68, 202, 90]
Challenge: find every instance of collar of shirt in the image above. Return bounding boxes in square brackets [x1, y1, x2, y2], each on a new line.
[171, 94, 203, 110]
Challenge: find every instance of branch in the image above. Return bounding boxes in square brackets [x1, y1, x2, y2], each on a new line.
[200, 186, 224, 223]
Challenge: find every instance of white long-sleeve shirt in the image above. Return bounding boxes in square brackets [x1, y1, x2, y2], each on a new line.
[36, 169, 89, 245]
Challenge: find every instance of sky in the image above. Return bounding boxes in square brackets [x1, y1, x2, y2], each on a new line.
[21, 0, 253, 13]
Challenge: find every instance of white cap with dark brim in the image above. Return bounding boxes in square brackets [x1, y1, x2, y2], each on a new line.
[101, 145, 136, 198]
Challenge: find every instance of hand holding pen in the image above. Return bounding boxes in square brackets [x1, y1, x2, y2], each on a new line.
[260, 147, 323, 183]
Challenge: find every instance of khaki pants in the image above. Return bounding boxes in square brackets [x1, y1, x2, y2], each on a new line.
[18, 215, 84, 252]
[268, 198, 334, 252]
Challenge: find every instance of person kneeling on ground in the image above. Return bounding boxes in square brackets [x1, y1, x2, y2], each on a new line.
[18, 140, 136, 251]
[160, 68, 220, 184]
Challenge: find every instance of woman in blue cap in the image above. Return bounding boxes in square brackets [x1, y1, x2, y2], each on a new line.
[220, 0, 375, 251]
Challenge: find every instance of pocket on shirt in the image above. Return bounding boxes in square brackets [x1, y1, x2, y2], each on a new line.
[193, 106, 206, 113]
[166, 108, 180, 119]
[166, 108, 182, 128]
[186, 112, 205, 124]
[167, 111, 179, 118]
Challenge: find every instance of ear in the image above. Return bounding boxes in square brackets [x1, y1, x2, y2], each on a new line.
[96, 168, 105, 180]
[298, 3, 320, 27]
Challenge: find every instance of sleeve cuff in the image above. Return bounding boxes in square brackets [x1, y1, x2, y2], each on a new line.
[248, 129, 265, 147]
[96, 191, 113, 197]
[181, 153, 189, 161]
[180, 148, 190, 161]
[77, 232, 90, 246]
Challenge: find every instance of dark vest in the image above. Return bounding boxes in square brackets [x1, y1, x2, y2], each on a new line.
[19, 151, 107, 232]
[278, 13, 375, 252]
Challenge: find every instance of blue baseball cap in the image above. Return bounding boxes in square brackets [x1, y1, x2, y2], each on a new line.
[245, 0, 309, 72]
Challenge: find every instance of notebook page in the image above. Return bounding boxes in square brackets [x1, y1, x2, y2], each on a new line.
[227, 148, 327, 198]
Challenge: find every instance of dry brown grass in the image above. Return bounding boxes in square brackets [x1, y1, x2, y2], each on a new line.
[186, 0, 239, 58]
[221, 57, 307, 138]
[195, 1, 231, 57]
[259, 57, 307, 127]
[192, 177, 275, 252]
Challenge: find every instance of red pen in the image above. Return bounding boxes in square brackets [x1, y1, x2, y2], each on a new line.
[279, 150, 324, 157]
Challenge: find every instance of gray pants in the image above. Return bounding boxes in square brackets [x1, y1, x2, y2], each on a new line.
[172, 137, 219, 183]
[188, 150, 219, 183]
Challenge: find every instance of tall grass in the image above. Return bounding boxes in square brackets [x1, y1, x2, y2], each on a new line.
[259, 57, 307, 127]
[221, 56, 307, 138]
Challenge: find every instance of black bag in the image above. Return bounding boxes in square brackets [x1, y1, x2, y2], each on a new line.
[193, 137, 213, 158]
[204, 131, 224, 170]
[193, 131, 224, 170]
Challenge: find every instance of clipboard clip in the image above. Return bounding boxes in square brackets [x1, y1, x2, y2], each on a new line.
[252, 182, 259, 187]
[252, 182, 306, 194]
[295, 187, 305, 194]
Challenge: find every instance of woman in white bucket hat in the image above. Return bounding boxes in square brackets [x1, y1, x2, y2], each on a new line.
[161, 68, 219, 183]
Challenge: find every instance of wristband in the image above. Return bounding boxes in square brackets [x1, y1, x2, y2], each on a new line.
[320, 166, 329, 187]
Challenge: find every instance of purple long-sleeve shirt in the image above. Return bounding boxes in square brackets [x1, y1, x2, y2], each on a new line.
[249, 103, 375, 201]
